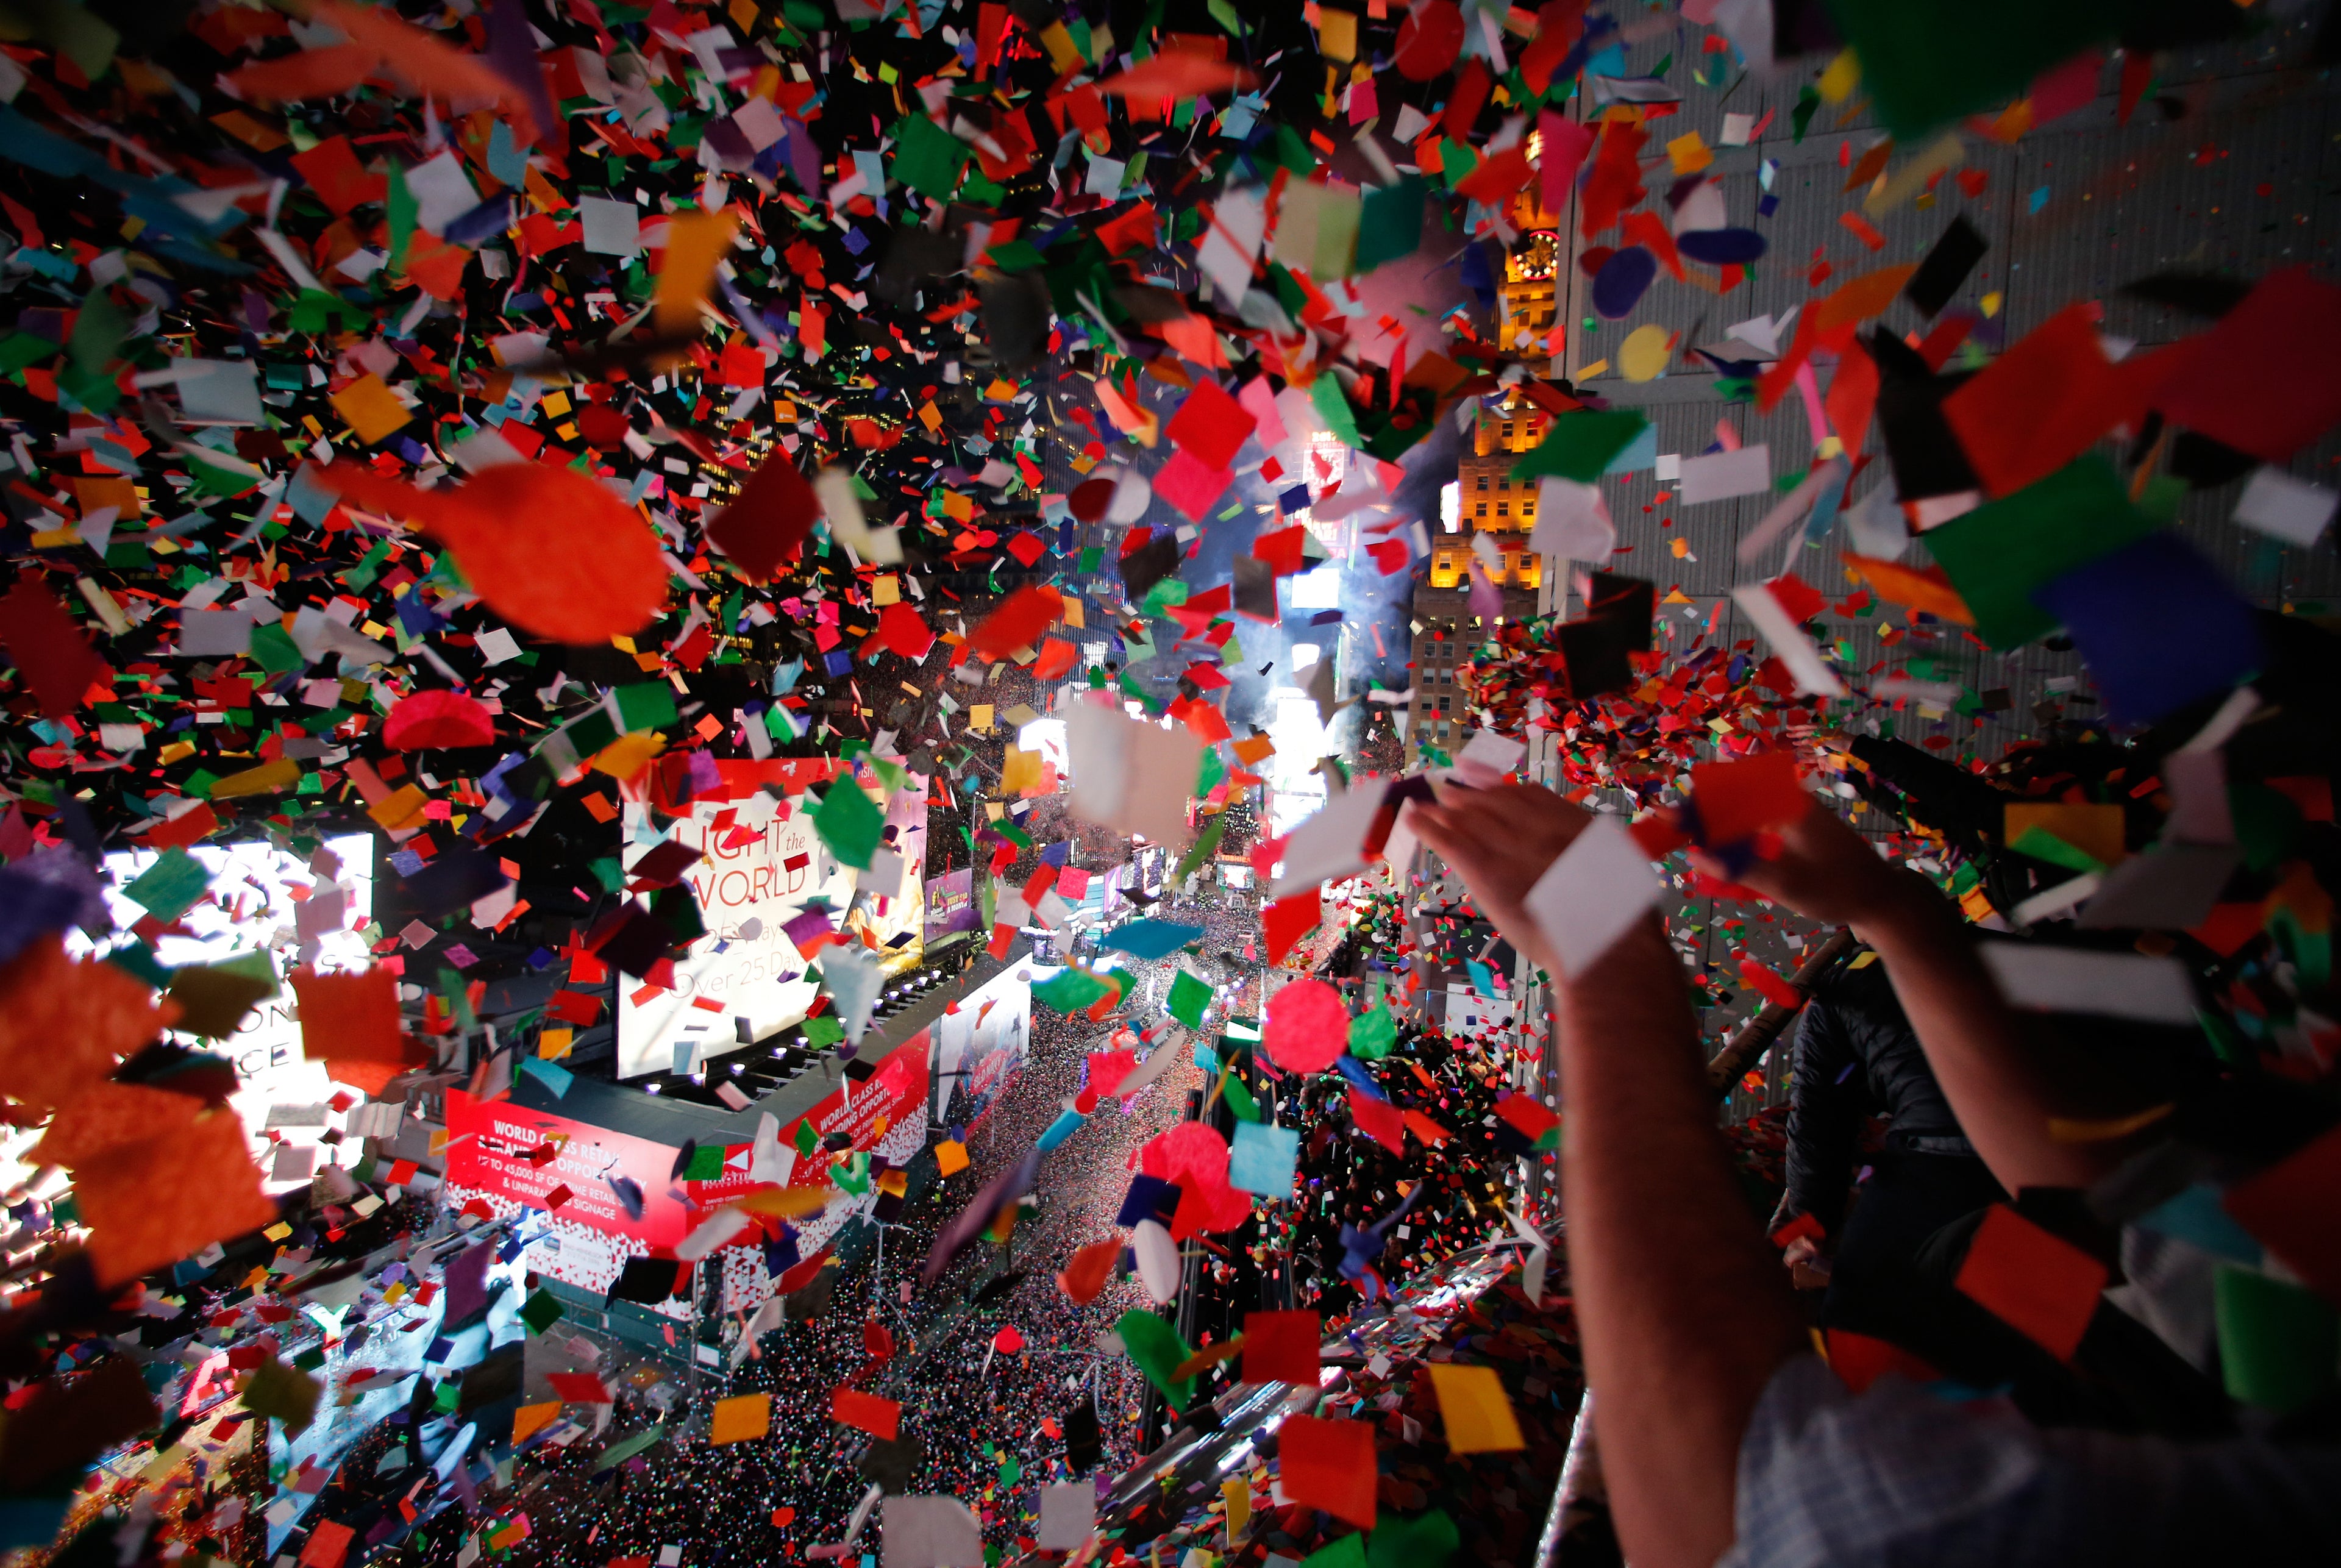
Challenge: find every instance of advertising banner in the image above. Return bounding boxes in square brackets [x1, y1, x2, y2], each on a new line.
[442, 1089, 693, 1249]
[440, 1088, 696, 1299]
[616, 768, 927, 1079]
[868, 779, 930, 961]
[924, 868, 978, 943]
[686, 1030, 930, 1252]
[442, 1033, 933, 1300]
[615, 790, 843, 1079]
[929, 967, 1031, 1130]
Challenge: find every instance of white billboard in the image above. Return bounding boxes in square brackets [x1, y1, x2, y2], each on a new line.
[928, 963, 1032, 1131]
[615, 789, 852, 1079]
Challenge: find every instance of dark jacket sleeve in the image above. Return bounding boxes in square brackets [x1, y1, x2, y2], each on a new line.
[1779, 991, 1864, 1239]
[1850, 735, 2012, 852]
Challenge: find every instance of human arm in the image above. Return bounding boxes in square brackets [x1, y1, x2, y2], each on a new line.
[1726, 804, 2115, 1194]
[1411, 785, 1809, 1568]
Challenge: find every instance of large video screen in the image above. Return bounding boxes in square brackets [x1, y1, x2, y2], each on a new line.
[77, 833, 377, 1191]
[614, 769, 927, 1080]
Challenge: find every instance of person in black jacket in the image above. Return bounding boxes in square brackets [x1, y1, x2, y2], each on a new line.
[1768, 959, 2004, 1317]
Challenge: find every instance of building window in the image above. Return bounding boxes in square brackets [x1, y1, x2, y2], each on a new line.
[1475, 474, 1489, 490]
[1475, 502, 1488, 517]
[1495, 502, 1508, 516]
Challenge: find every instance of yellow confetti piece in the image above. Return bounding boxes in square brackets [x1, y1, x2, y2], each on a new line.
[1818, 49, 1861, 105]
[1619, 323, 1673, 382]
[1425, 1363, 1527, 1453]
[1317, 8, 1357, 62]
[710, 1392, 772, 1445]
[209, 757, 301, 799]
[367, 783, 429, 832]
[330, 374, 413, 445]
[1039, 20, 1083, 73]
[1864, 132, 1965, 216]
[590, 730, 666, 781]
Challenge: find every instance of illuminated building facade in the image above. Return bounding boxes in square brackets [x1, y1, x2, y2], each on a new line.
[1409, 209, 1561, 764]
[1431, 400, 1551, 593]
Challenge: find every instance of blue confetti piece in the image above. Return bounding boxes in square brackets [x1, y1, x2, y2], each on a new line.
[520, 1057, 574, 1097]
[1036, 1108, 1086, 1152]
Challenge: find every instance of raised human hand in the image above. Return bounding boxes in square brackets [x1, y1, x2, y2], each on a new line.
[1406, 782, 1592, 976]
[1781, 1234, 1833, 1291]
[1708, 800, 1924, 933]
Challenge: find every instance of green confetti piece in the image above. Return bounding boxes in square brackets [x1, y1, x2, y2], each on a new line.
[1114, 1309, 1194, 1406]
[1167, 969, 1213, 1029]
[519, 1290, 565, 1336]
[1511, 410, 1650, 483]
[891, 113, 971, 200]
[124, 847, 212, 922]
[2215, 1265, 2338, 1414]
[1368, 1508, 1459, 1568]
[812, 776, 885, 869]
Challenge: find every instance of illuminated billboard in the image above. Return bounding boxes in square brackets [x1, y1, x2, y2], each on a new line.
[78, 833, 376, 1192]
[615, 764, 927, 1080]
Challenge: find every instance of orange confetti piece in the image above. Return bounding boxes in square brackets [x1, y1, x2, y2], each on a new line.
[655, 210, 738, 338]
[0, 936, 178, 1111]
[1843, 555, 1975, 624]
[34, 1082, 205, 1170]
[1811, 264, 1919, 330]
[76, 1108, 278, 1286]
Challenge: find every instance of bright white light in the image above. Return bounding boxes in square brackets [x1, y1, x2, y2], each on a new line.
[82, 833, 376, 974]
[1264, 690, 1330, 838]
[1289, 566, 1341, 608]
[1017, 716, 1069, 775]
[1291, 644, 1321, 670]
[1441, 479, 1460, 533]
[74, 834, 376, 1194]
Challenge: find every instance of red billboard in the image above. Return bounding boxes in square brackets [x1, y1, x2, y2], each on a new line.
[688, 1029, 931, 1235]
[443, 1089, 697, 1250]
[440, 1030, 932, 1289]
